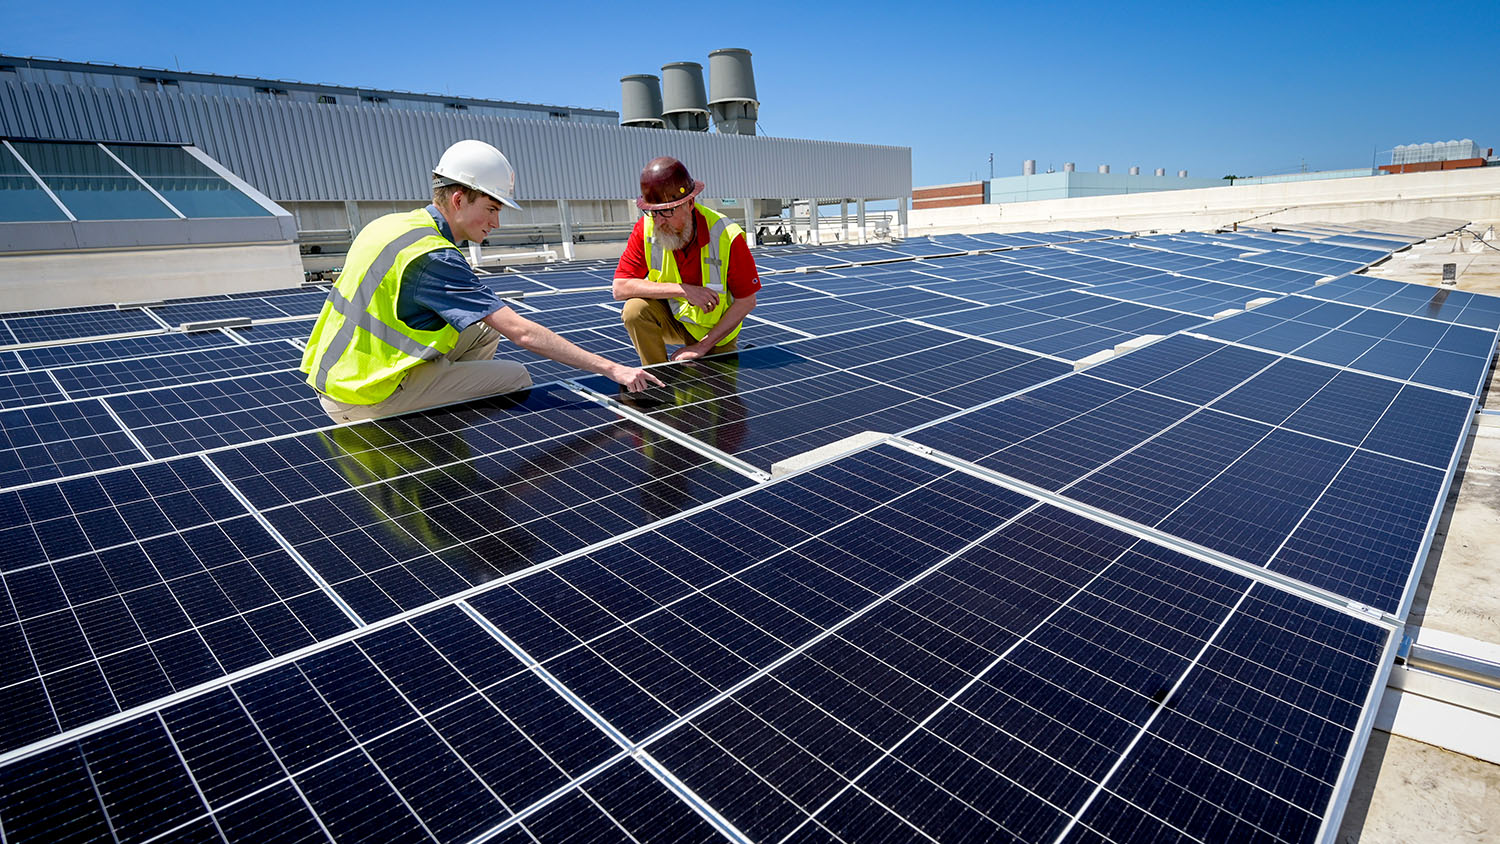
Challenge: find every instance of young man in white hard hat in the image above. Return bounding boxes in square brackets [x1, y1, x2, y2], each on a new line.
[303, 140, 662, 422]
[612, 157, 760, 365]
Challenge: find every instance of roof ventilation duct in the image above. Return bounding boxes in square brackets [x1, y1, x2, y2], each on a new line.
[1098, 164, 1110, 174]
[619, 75, 664, 128]
[661, 62, 710, 131]
[1154, 167, 1165, 176]
[708, 48, 758, 135]
[1023, 159, 1036, 175]
[1129, 166, 1140, 175]
[1063, 162, 1075, 172]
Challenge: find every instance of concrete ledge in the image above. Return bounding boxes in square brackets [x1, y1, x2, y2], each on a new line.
[0, 242, 306, 311]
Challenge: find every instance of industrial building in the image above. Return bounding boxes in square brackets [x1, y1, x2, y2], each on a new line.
[1, 51, 912, 308]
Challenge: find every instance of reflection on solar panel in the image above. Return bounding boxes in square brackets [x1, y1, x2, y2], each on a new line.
[212, 385, 751, 621]
[0, 219, 1486, 843]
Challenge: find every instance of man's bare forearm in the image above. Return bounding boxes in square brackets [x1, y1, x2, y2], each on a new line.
[613, 277, 684, 300]
[484, 309, 623, 380]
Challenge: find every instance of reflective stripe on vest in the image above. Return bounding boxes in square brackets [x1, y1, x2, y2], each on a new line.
[300, 210, 459, 404]
[643, 205, 743, 344]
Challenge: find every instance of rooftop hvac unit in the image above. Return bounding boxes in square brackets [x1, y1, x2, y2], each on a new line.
[708, 48, 758, 135]
[619, 75, 664, 128]
[661, 62, 710, 131]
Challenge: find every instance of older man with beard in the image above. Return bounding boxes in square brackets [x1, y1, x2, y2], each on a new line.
[613, 157, 761, 365]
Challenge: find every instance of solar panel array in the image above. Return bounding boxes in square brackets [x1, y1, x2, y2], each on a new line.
[0, 217, 1488, 843]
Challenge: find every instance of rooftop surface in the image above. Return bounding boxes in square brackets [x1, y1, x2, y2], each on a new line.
[0, 220, 1494, 842]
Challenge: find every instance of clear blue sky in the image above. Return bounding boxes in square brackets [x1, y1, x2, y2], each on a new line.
[5, 0, 1496, 186]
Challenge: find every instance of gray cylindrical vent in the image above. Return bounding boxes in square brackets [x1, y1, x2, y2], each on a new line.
[620, 75, 664, 128]
[1129, 166, 1140, 175]
[661, 62, 710, 132]
[1098, 164, 1110, 174]
[708, 48, 758, 135]
[1178, 169, 1188, 178]
[1154, 167, 1166, 176]
[1023, 159, 1036, 175]
[1063, 162, 1075, 172]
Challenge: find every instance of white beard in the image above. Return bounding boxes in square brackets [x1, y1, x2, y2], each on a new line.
[654, 219, 692, 253]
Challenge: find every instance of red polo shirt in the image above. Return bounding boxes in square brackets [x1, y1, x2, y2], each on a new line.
[614, 208, 761, 299]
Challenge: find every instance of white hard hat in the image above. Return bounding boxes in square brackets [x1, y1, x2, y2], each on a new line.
[432, 140, 522, 210]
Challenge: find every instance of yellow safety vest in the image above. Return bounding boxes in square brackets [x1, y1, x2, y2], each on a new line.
[644, 204, 745, 344]
[301, 209, 461, 404]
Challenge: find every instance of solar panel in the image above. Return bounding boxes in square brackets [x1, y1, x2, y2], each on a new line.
[0, 456, 357, 752]
[0, 221, 1475, 843]
[149, 299, 290, 325]
[908, 334, 1476, 613]
[3, 309, 165, 346]
[0, 444, 1392, 844]
[228, 319, 316, 342]
[1194, 296, 1498, 394]
[16, 330, 235, 369]
[105, 370, 329, 460]
[47, 341, 304, 399]
[210, 385, 753, 621]
[0, 371, 66, 409]
[0, 399, 147, 490]
[580, 347, 950, 470]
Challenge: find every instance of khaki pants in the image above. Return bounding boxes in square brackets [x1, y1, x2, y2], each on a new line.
[621, 297, 737, 366]
[319, 321, 532, 423]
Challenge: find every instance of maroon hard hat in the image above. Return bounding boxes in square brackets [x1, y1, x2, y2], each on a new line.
[636, 157, 704, 211]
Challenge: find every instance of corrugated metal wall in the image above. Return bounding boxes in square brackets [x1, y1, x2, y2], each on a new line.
[1, 81, 911, 203]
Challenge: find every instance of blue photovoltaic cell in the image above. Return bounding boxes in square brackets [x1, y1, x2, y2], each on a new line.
[0, 604, 634, 844]
[0, 399, 145, 490]
[1268, 450, 1445, 612]
[4, 309, 164, 345]
[753, 297, 897, 337]
[1178, 260, 1325, 294]
[1155, 429, 1353, 567]
[0, 352, 24, 374]
[0, 458, 356, 752]
[48, 341, 303, 399]
[149, 299, 289, 325]
[582, 347, 951, 470]
[229, 320, 316, 342]
[105, 370, 328, 459]
[260, 290, 331, 317]
[0, 371, 65, 409]
[0, 442, 1395, 843]
[229, 404, 749, 622]
[16, 330, 234, 370]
